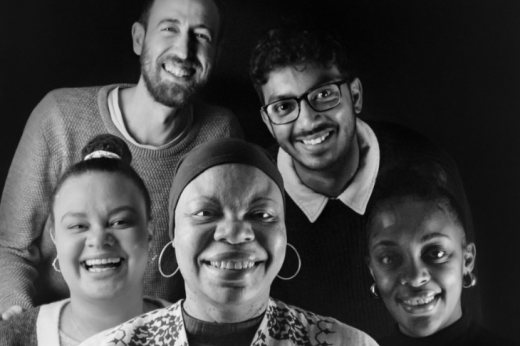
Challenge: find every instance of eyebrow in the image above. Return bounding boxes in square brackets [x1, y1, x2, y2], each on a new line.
[371, 240, 397, 251]
[60, 206, 137, 222]
[421, 232, 451, 243]
[157, 19, 214, 36]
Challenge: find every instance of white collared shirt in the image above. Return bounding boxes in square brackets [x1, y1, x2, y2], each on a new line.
[278, 118, 380, 223]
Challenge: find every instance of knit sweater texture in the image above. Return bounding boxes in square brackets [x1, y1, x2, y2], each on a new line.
[0, 84, 243, 310]
[269, 122, 481, 340]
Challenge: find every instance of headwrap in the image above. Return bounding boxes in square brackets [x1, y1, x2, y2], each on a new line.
[168, 138, 284, 240]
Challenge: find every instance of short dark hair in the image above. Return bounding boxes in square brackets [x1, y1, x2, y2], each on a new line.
[50, 134, 152, 225]
[137, 0, 226, 44]
[249, 22, 354, 95]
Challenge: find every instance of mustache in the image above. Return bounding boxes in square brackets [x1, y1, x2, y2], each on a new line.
[295, 123, 335, 138]
[160, 55, 200, 69]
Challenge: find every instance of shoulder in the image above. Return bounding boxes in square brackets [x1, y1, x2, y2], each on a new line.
[86, 301, 184, 346]
[0, 306, 40, 345]
[264, 298, 378, 346]
[193, 100, 243, 138]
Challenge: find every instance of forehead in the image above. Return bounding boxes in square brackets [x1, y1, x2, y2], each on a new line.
[260, 64, 343, 104]
[368, 197, 463, 244]
[148, 0, 219, 31]
[54, 172, 143, 212]
[177, 164, 283, 209]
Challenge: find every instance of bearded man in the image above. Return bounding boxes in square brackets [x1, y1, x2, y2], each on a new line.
[0, 0, 242, 320]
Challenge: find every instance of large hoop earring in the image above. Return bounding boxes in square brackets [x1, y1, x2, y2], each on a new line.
[277, 243, 301, 280]
[463, 272, 477, 288]
[52, 257, 61, 273]
[158, 240, 179, 278]
[370, 283, 379, 298]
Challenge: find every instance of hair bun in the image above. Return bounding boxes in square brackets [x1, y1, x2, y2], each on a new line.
[81, 134, 132, 165]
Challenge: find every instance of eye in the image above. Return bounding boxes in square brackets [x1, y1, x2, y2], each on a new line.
[68, 224, 87, 231]
[377, 252, 401, 268]
[424, 249, 448, 263]
[110, 219, 128, 228]
[251, 211, 273, 220]
[162, 26, 179, 34]
[195, 32, 211, 42]
[194, 210, 215, 217]
[316, 89, 333, 99]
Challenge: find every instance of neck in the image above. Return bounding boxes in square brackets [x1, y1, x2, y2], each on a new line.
[294, 134, 360, 197]
[64, 288, 146, 341]
[183, 287, 269, 323]
[119, 78, 191, 146]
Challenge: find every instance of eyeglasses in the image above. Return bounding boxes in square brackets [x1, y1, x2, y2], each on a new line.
[261, 79, 349, 125]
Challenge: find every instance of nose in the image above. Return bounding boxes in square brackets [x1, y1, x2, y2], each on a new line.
[214, 218, 255, 244]
[400, 259, 430, 287]
[296, 99, 321, 130]
[173, 31, 191, 61]
[86, 226, 116, 249]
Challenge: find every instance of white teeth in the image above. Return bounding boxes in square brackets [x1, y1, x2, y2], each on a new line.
[209, 261, 255, 270]
[88, 267, 114, 273]
[163, 63, 192, 77]
[302, 132, 330, 146]
[403, 296, 435, 306]
[85, 258, 121, 266]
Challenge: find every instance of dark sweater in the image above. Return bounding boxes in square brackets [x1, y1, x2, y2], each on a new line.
[269, 122, 481, 340]
[379, 313, 519, 346]
[0, 306, 39, 346]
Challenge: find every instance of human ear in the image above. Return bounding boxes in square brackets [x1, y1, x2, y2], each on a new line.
[463, 242, 476, 273]
[366, 256, 375, 280]
[147, 221, 154, 244]
[132, 22, 146, 56]
[349, 78, 363, 114]
[260, 110, 275, 138]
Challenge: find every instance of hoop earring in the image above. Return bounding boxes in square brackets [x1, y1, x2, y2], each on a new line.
[463, 272, 477, 288]
[158, 240, 179, 278]
[370, 283, 379, 298]
[52, 257, 61, 273]
[277, 243, 301, 280]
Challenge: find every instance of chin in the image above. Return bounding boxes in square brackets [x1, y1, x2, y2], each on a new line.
[400, 316, 443, 338]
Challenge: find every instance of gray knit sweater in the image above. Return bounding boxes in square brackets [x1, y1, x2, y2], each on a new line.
[0, 84, 243, 310]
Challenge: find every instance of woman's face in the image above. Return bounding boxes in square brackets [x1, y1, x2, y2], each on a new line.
[53, 172, 151, 301]
[174, 164, 286, 309]
[367, 196, 475, 337]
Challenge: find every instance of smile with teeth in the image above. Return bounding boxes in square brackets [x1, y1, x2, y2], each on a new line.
[82, 258, 123, 273]
[401, 295, 436, 306]
[209, 261, 256, 270]
[163, 63, 194, 78]
[301, 132, 331, 146]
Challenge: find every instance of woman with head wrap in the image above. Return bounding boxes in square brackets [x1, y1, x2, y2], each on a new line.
[0, 134, 169, 345]
[364, 139, 517, 345]
[83, 138, 378, 346]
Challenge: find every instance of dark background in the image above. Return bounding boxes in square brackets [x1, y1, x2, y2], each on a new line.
[2, 0, 519, 341]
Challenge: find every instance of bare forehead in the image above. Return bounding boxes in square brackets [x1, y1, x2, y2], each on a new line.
[181, 164, 280, 201]
[369, 197, 462, 240]
[148, 0, 219, 29]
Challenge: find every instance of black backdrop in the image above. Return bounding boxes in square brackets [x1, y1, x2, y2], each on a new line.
[2, 0, 519, 341]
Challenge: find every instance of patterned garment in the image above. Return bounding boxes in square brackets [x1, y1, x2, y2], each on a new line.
[80, 298, 379, 346]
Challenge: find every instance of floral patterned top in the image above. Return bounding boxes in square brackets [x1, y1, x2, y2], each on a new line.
[79, 298, 378, 346]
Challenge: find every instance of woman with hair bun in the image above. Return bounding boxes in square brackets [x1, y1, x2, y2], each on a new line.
[0, 134, 169, 345]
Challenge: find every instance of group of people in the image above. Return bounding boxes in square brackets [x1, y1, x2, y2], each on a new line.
[0, 0, 516, 345]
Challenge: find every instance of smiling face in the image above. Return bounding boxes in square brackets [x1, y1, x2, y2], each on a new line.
[367, 196, 476, 337]
[133, 0, 220, 108]
[53, 172, 151, 301]
[174, 164, 286, 318]
[260, 64, 362, 173]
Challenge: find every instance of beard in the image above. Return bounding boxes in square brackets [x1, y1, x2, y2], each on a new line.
[140, 45, 204, 109]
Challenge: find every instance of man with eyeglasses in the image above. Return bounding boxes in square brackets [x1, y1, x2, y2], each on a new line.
[249, 25, 481, 340]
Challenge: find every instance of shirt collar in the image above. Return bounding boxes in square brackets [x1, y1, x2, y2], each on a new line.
[278, 118, 380, 223]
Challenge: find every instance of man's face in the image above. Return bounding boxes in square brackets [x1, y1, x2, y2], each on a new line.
[134, 0, 220, 108]
[260, 64, 362, 172]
